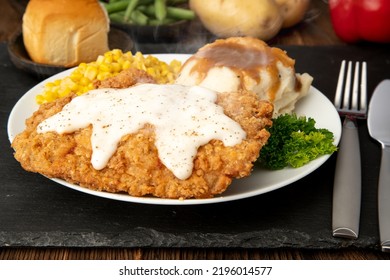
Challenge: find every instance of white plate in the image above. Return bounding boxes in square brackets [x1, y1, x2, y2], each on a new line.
[7, 54, 342, 205]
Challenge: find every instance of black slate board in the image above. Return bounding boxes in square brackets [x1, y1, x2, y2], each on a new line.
[1, 42, 390, 250]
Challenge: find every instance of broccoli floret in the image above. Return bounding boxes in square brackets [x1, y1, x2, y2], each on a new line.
[259, 113, 338, 169]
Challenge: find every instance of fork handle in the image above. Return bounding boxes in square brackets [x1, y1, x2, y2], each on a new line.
[379, 145, 390, 252]
[332, 117, 361, 239]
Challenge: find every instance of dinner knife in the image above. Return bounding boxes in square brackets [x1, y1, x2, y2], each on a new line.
[367, 79, 390, 253]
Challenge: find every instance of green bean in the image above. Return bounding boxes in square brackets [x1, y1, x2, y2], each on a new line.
[101, 0, 193, 26]
[130, 10, 149, 25]
[142, 5, 194, 20]
[154, 0, 167, 21]
[102, 0, 129, 14]
[166, 6, 195, 20]
[139, 4, 155, 17]
[124, 0, 139, 21]
[109, 11, 126, 23]
[136, 5, 147, 13]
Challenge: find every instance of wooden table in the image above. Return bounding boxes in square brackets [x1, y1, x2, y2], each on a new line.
[1, 0, 389, 260]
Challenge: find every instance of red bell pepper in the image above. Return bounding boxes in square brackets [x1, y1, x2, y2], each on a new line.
[329, 0, 390, 43]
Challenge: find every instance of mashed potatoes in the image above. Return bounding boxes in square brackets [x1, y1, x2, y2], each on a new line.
[175, 37, 313, 117]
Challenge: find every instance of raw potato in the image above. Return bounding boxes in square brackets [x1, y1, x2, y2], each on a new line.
[189, 0, 283, 40]
[274, 0, 310, 28]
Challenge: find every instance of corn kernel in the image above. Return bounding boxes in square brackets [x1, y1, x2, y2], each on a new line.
[99, 63, 111, 73]
[112, 62, 121, 73]
[84, 66, 98, 80]
[70, 71, 82, 81]
[58, 87, 71, 98]
[79, 77, 90, 86]
[35, 50, 182, 104]
[96, 55, 104, 64]
[78, 63, 87, 71]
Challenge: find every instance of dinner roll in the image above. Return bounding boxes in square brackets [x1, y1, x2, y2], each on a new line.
[22, 0, 109, 67]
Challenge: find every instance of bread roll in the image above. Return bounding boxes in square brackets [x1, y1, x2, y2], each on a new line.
[22, 0, 109, 67]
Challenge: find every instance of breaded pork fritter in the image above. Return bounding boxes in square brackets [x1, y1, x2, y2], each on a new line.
[12, 84, 273, 199]
[93, 68, 156, 89]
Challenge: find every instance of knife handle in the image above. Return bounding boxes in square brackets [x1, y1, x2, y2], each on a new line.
[379, 145, 390, 252]
[332, 117, 361, 239]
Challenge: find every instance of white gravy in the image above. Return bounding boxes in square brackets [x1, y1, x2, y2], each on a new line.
[37, 84, 246, 180]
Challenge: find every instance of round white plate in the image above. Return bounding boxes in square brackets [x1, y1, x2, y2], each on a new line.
[7, 54, 341, 205]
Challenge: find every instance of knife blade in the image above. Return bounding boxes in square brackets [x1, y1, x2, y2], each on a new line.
[367, 79, 390, 253]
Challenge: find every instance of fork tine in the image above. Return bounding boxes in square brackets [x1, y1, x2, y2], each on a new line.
[342, 61, 353, 110]
[334, 60, 346, 108]
[360, 61, 367, 112]
[352, 62, 360, 110]
[334, 60, 367, 116]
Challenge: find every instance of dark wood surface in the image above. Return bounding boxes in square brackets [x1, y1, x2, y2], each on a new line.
[1, 0, 390, 260]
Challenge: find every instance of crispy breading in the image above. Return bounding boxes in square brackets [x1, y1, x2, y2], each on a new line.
[93, 68, 156, 89]
[12, 86, 273, 199]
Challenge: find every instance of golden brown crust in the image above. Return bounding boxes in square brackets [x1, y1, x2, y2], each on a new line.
[12, 87, 273, 200]
[93, 68, 156, 89]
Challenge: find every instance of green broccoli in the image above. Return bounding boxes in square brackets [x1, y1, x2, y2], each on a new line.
[258, 113, 338, 169]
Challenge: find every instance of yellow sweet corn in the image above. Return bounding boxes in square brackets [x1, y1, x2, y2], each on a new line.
[36, 49, 182, 104]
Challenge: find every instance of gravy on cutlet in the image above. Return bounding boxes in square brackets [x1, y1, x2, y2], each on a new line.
[37, 84, 246, 180]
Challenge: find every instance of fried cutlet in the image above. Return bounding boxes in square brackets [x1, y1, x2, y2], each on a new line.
[12, 80, 273, 200]
[93, 68, 156, 89]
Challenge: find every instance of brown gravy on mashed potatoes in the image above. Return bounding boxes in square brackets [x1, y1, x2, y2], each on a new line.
[184, 39, 300, 101]
[176, 37, 312, 117]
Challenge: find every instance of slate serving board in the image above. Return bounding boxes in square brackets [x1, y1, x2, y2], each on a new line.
[1, 42, 389, 250]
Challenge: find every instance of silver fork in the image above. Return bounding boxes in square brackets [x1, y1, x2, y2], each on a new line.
[332, 60, 367, 239]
